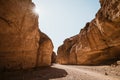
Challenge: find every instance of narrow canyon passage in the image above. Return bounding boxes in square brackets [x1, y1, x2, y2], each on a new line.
[0, 0, 120, 80]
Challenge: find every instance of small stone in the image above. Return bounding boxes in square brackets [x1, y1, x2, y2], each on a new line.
[105, 72, 108, 75]
[117, 61, 120, 65]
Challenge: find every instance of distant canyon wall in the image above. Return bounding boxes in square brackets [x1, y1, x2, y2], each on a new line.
[0, 0, 54, 70]
[57, 0, 120, 65]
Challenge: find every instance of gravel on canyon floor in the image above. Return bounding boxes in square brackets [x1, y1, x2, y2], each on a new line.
[0, 64, 120, 80]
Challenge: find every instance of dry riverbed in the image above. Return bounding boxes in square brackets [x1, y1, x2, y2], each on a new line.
[0, 64, 120, 80]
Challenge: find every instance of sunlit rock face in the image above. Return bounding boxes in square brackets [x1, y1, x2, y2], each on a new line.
[0, 0, 53, 70]
[57, 0, 120, 65]
[37, 32, 54, 67]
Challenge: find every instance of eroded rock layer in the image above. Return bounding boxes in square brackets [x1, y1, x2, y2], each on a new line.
[36, 32, 54, 67]
[57, 0, 120, 65]
[0, 0, 53, 70]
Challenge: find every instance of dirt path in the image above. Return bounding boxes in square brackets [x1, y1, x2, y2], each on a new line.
[51, 64, 120, 80]
[0, 64, 120, 80]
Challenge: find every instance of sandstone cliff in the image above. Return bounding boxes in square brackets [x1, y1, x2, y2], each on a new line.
[0, 0, 53, 70]
[51, 52, 56, 63]
[57, 0, 120, 65]
[36, 32, 54, 67]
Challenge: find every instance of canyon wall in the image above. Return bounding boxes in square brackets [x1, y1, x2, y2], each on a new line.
[0, 0, 53, 70]
[57, 0, 120, 65]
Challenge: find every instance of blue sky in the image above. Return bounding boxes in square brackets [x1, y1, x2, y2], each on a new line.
[32, 0, 100, 52]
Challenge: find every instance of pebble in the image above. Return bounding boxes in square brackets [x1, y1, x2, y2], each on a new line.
[117, 61, 120, 65]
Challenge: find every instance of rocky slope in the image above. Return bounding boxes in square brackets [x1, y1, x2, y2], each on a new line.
[0, 0, 53, 70]
[57, 0, 120, 65]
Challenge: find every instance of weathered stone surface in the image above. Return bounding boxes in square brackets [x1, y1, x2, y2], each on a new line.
[36, 32, 53, 67]
[57, 0, 120, 65]
[0, 0, 53, 70]
[51, 52, 56, 63]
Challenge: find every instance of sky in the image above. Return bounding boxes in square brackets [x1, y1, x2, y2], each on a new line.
[32, 0, 100, 52]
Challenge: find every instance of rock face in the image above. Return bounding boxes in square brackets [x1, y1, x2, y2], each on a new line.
[36, 32, 54, 67]
[57, 0, 120, 65]
[51, 52, 56, 63]
[0, 0, 53, 70]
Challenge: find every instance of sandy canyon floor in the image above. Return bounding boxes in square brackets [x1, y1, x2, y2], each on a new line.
[0, 64, 120, 80]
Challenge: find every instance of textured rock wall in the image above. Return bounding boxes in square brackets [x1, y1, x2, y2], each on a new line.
[51, 52, 56, 63]
[36, 32, 54, 67]
[57, 0, 120, 65]
[0, 0, 53, 70]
